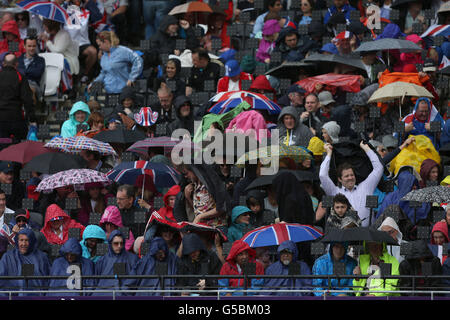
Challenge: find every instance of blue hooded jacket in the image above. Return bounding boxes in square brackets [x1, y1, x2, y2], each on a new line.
[79, 225, 107, 263]
[264, 240, 312, 296]
[93, 230, 139, 296]
[0, 229, 51, 296]
[132, 237, 178, 296]
[47, 238, 95, 296]
[227, 206, 253, 244]
[312, 242, 357, 296]
[403, 97, 445, 149]
[60, 101, 91, 138]
[376, 170, 430, 223]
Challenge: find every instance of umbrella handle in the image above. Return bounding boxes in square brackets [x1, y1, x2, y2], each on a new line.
[142, 174, 145, 199]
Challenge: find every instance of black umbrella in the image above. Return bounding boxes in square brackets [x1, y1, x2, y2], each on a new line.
[354, 38, 423, 53]
[321, 227, 399, 245]
[22, 152, 87, 174]
[304, 52, 367, 72]
[244, 169, 317, 191]
[265, 61, 316, 82]
[94, 128, 146, 145]
[391, 0, 426, 9]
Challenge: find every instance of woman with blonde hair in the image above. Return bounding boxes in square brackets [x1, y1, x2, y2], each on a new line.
[89, 31, 143, 94]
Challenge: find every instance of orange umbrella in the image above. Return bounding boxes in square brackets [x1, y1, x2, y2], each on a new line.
[168, 1, 212, 15]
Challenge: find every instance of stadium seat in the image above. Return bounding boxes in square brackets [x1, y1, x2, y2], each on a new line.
[38, 52, 64, 97]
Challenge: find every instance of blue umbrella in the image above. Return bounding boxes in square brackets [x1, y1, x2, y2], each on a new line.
[17, 0, 70, 24]
[106, 161, 180, 189]
[241, 223, 323, 248]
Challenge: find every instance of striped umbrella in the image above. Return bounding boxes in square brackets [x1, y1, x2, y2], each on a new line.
[36, 169, 111, 193]
[241, 223, 323, 248]
[17, 0, 70, 24]
[208, 91, 282, 115]
[45, 136, 117, 157]
[106, 161, 180, 188]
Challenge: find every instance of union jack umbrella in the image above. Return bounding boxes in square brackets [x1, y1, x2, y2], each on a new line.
[241, 223, 323, 248]
[208, 91, 282, 115]
[106, 161, 180, 188]
[45, 136, 117, 157]
[36, 169, 112, 193]
[134, 107, 159, 127]
[421, 24, 450, 38]
[17, 0, 70, 24]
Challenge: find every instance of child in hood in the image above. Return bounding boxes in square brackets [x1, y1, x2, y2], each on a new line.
[256, 19, 280, 63]
[0, 20, 25, 57]
[60, 101, 91, 138]
[157, 185, 181, 222]
[227, 206, 254, 244]
[99, 205, 135, 252]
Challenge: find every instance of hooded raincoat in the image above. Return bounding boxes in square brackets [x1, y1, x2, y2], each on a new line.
[47, 238, 96, 296]
[0, 20, 25, 57]
[0, 229, 51, 296]
[93, 230, 139, 296]
[100, 206, 135, 252]
[272, 171, 315, 225]
[227, 206, 253, 244]
[277, 106, 314, 147]
[40, 204, 86, 245]
[376, 170, 430, 224]
[399, 240, 442, 295]
[79, 224, 107, 263]
[60, 101, 91, 138]
[402, 97, 445, 149]
[133, 237, 178, 296]
[312, 242, 357, 296]
[157, 185, 181, 222]
[176, 233, 222, 293]
[264, 240, 312, 296]
[218, 240, 264, 296]
[419, 159, 440, 188]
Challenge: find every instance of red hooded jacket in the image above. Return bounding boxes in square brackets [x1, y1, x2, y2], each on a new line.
[40, 204, 86, 245]
[219, 240, 264, 288]
[249, 75, 277, 102]
[217, 72, 253, 93]
[0, 20, 25, 58]
[157, 185, 181, 222]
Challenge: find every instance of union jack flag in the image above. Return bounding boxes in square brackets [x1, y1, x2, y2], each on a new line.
[421, 24, 450, 38]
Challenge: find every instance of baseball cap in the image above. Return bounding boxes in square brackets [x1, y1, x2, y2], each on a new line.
[225, 59, 241, 77]
[0, 161, 13, 174]
[15, 208, 30, 221]
[287, 84, 306, 94]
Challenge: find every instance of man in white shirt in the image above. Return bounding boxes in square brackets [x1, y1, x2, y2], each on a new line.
[319, 141, 384, 227]
[0, 189, 14, 241]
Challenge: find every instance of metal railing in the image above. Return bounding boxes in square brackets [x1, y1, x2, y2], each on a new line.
[1, 273, 450, 299]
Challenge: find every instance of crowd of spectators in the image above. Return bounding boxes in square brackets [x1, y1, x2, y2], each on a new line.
[0, 0, 449, 297]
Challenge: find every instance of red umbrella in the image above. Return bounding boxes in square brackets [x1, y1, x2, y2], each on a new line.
[0, 141, 53, 164]
[296, 73, 363, 95]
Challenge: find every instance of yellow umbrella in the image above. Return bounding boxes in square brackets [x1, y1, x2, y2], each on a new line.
[368, 81, 434, 104]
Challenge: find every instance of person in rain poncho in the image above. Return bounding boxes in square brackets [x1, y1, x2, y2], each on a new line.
[176, 233, 222, 296]
[0, 229, 50, 296]
[79, 224, 107, 263]
[133, 237, 178, 296]
[264, 240, 312, 296]
[60, 101, 91, 138]
[93, 230, 139, 296]
[218, 239, 264, 296]
[47, 238, 95, 296]
[378, 216, 408, 263]
[312, 241, 357, 296]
